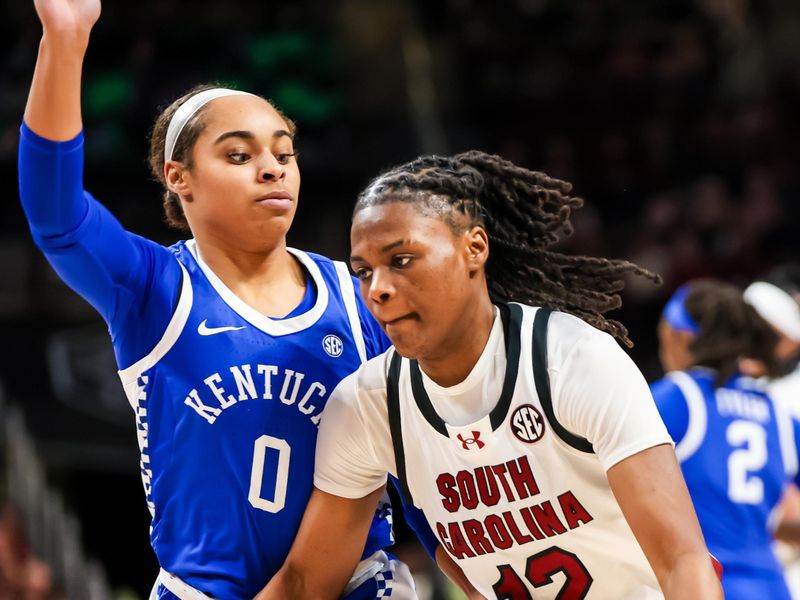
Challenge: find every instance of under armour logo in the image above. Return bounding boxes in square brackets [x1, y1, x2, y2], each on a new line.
[457, 431, 485, 450]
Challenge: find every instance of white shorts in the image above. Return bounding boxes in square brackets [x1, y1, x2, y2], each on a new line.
[342, 550, 417, 599]
[149, 550, 417, 599]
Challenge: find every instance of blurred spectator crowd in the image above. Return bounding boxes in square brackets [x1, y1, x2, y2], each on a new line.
[1, 0, 798, 317]
[0, 0, 797, 356]
[0, 0, 799, 596]
[0, 395, 112, 600]
[0, 502, 56, 600]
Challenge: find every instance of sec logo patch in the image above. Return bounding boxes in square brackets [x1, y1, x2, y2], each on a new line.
[322, 335, 343, 357]
[511, 404, 546, 443]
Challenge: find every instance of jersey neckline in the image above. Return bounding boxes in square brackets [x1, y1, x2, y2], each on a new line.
[407, 303, 523, 436]
[185, 239, 329, 336]
[417, 306, 503, 399]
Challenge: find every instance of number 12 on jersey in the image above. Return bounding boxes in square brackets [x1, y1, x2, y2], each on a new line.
[249, 435, 291, 513]
[493, 546, 593, 599]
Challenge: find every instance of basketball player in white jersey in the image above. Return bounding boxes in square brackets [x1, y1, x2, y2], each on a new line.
[257, 152, 723, 599]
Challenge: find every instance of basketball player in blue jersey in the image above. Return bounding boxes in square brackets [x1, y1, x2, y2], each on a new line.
[652, 280, 800, 600]
[258, 152, 723, 599]
[18, 0, 424, 598]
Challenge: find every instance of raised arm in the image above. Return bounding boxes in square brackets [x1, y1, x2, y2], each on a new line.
[25, 0, 101, 140]
[21, 0, 101, 242]
[20, 0, 180, 365]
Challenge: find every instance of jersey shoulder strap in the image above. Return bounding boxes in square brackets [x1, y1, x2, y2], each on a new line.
[531, 307, 594, 453]
[387, 350, 415, 506]
[332, 261, 367, 363]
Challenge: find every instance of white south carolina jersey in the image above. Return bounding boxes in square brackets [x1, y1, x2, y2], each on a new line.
[316, 303, 674, 599]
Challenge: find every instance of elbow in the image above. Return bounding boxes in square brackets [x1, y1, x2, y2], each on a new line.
[281, 562, 305, 594]
[657, 550, 723, 600]
[256, 564, 303, 600]
[264, 562, 334, 600]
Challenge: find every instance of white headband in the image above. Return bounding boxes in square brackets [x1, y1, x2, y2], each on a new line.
[744, 281, 800, 342]
[164, 88, 254, 163]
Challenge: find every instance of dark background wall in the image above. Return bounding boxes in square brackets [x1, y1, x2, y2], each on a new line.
[1, 0, 800, 596]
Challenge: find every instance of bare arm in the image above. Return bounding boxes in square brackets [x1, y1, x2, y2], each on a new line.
[434, 547, 486, 600]
[774, 519, 800, 544]
[254, 486, 385, 600]
[607, 443, 723, 599]
[773, 485, 800, 544]
[24, 0, 101, 139]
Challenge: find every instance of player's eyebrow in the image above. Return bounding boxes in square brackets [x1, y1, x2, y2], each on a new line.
[214, 129, 294, 144]
[380, 239, 406, 253]
[214, 130, 254, 144]
[350, 239, 407, 263]
[273, 129, 293, 140]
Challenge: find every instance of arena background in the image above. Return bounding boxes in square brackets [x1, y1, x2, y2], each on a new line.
[2, 0, 800, 597]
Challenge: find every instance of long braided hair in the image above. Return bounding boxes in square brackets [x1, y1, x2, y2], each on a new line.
[355, 150, 661, 347]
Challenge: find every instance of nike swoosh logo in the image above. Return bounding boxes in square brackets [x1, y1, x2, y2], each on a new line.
[198, 319, 247, 336]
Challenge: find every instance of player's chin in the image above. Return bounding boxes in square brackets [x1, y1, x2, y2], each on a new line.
[249, 213, 296, 244]
[384, 330, 425, 360]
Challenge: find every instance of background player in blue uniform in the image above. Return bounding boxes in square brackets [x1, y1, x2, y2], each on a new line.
[652, 280, 800, 599]
[17, 0, 423, 597]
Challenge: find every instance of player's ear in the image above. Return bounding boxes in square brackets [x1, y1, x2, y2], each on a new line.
[465, 226, 489, 274]
[165, 160, 192, 198]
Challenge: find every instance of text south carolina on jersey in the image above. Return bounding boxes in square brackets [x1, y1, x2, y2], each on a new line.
[182, 362, 326, 425]
[434, 455, 595, 559]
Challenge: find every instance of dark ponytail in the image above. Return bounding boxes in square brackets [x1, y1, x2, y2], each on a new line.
[683, 280, 779, 384]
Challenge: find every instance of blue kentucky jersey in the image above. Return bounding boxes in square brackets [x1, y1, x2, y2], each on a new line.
[652, 369, 800, 594]
[118, 240, 393, 599]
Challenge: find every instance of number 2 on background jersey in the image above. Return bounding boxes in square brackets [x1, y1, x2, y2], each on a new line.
[727, 420, 767, 505]
[248, 435, 291, 512]
[493, 546, 592, 600]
